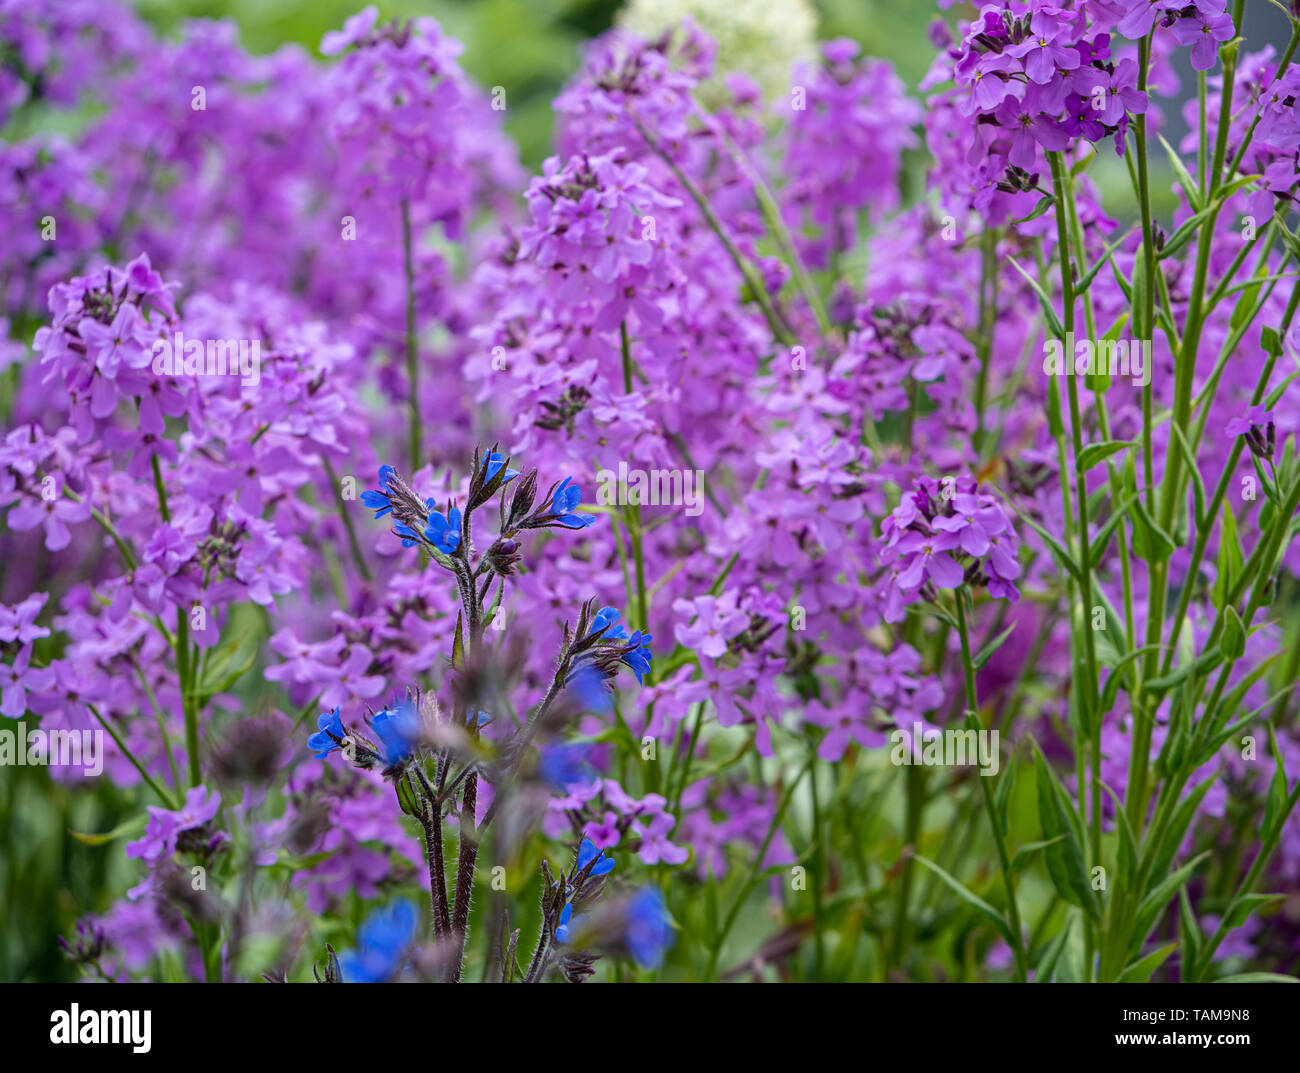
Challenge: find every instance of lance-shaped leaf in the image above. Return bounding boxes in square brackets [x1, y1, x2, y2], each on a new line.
[911, 854, 1014, 945]
[1031, 740, 1100, 921]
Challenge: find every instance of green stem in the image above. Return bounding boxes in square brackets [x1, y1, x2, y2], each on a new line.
[954, 591, 1028, 983]
[401, 197, 421, 474]
[703, 753, 813, 980]
[86, 703, 178, 808]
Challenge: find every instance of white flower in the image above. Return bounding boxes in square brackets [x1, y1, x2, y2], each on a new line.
[619, 0, 818, 108]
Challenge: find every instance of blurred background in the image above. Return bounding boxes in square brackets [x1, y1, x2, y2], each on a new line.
[129, 0, 949, 168]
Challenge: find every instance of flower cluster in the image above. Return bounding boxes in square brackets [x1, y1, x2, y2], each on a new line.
[879, 476, 1022, 621]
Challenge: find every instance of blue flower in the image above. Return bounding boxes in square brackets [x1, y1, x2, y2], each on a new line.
[588, 606, 629, 641]
[423, 505, 462, 554]
[624, 886, 673, 970]
[360, 465, 397, 519]
[308, 707, 346, 758]
[540, 743, 590, 790]
[372, 697, 420, 766]
[338, 899, 418, 983]
[621, 630, 654, 684]
[550, 476, 594, 529]
[468, 708, 492, 729]
[555, 901, 584, 944]
[575, 836, 615, 878]
[482, 452, 519, 486]
[566, 663, 612, 713]
[393, 522, 421, 548]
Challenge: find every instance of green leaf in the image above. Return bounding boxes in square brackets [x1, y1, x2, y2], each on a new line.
[1215, 973, 1299, 983]
[1221, 605, 1246, 659]
[1011, 194, 1055, 225]
[1135, 852, 1210, 949]
[974, 623, 1018, 671]
[1008, 257, 1065, 340]
[1117, 942, 1177, 984]
[1158, 134, 1204, 211]
[1011, 834, 1067, 874]
[1146, 780, 1217, 893]
[1221, 893, 1284, 933]
[1090, 491, 1140, 567]
[1129, 497, 1175, 562]
[1034, 912, 1075, 983]
[911, 854, 1013, 944]
[1196, 672, 1284, 765]
[1168, 422, 1206, 528]
[1158, 205, 1216, 258]
[1100, 645, 1164, 712]
[69, 814, 147, 846]
[1264, 371, 1299, 410]
[1261, 325, 1282, 358]
[994, 750, 1018, 837]
[1014, 507, 1082, 583]
[1032, 740, 1100, 921]
[452, 610, 465, 670]
[1179, 888, 1202, 973]
[1046, 378, 1064, 439]
[1077, 440, 1136, 473]
[1262, 726, 1294, 842]
[1077, 235, 1132, 295]
[1098, 781, 1137, 890]
[1145, 645, 1223, 697]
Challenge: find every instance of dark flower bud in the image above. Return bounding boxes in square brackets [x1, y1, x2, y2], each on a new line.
[467, 443, 519, 512]
[59, 920, 107, 967]
[486, 537, 522, 576]
[503, 467, 538, 531]
[394, 774, 422, 818]
[210, 714, 292, 787]
[1244, 425, 1270, 461]
[559, 951, 601, 983]
[312, 944, 342, 984]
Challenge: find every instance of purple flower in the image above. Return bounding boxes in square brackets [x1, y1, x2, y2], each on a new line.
[6, 491, 90, 552]
[125, 786, 222, 864]
[318, 646, 386, 709]
[1008, 19, 1081, 85]
[1225, 405, 1273, 439]
[1226, 405, 1276, 460]
[1117, 1, 1183, 40]
[0, 593, 50, 644]
[0, 646, 55, 718]
[77, 304, 148, 378]
[1172, 11, 1235, 71]
[895, 530, 966, 589]
[672, 593, 747, 659]
[995, 92, 1071, 169]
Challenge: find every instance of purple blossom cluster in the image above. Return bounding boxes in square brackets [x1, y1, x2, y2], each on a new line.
[879, 476, 1023, 621]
